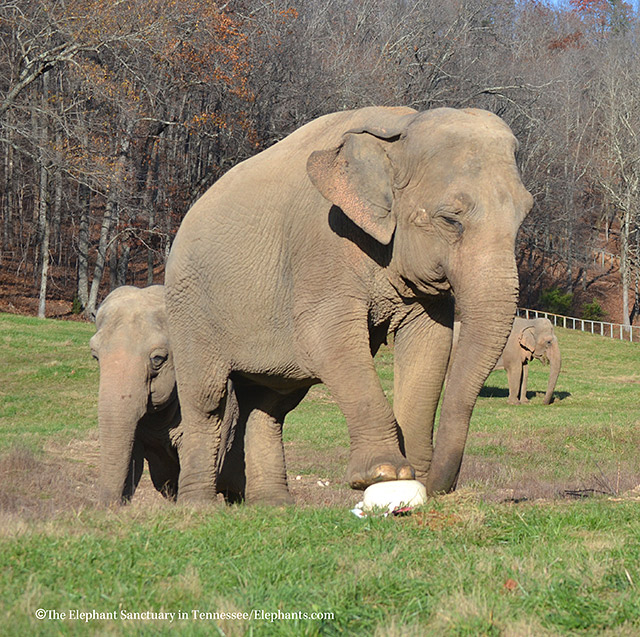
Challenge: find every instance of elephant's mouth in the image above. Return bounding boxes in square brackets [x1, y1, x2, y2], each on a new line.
[389, 271, 452, 299]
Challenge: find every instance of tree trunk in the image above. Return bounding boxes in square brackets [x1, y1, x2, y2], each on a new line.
[51, 130, 63, 263]
[77, 181, 90, 309]
[37, 164, 50, 319]
[144, 138, 159, 286]
[621, 207, 631, 328]
[85, 124, 132, 318]
[109, 235, 118, 291]
[2, 128, 13, 251]
[37, 72, 50, 319]
[117, 239, 130, 287]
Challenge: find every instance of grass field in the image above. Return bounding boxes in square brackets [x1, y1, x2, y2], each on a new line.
[2, 312, 640, 635]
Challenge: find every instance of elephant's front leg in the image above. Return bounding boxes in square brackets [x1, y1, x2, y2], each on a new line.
[506, 364, 524, 405]
[393, 304, 454, 484]
[519, 363, 530, 404]
[309, 318, 414, 489]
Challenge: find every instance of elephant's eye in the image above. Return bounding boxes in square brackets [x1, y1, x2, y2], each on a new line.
[150, 352, 168, 369]
[442, 215, 463, 234]
[435, 210, 464, 240]
[91, 349, 99, 361]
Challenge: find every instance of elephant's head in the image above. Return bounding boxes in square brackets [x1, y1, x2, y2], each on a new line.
[519, 318, 561, 405]
[308, 107, 533, 493]
[90, 285, 178, 504]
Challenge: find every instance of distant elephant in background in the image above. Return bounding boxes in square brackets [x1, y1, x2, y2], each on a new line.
[165, 105, 533, 504]
[495, 317, 561, 405]
[452, 316, 561, 405]
[90, 285, 244, 504]
[90, 286, 181, 504]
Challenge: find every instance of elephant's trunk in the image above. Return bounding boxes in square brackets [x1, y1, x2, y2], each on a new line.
[543, 337, 561, 405]
[97, 353, 147, 504]
[425, 250, 519, 495]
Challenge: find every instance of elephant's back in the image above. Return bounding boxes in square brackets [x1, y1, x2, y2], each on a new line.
[165, 106, 417, 373]
[170, 106, 418, 276]
[177, 105, 418, 230]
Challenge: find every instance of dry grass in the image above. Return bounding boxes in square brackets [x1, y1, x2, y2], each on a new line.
[0, 430, 360, 535]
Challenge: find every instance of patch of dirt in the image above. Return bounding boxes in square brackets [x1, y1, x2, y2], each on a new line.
[458, 453, 640, 503]
[285, 443, 356, 508]
[3, 425, 639, 532]
[0, 431, 360, 532]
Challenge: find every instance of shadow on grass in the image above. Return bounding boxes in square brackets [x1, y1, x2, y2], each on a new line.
[479, 386, 572, 402]
[479, 386, 509, 398]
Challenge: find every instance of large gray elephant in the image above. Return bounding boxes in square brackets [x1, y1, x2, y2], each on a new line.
[165, 106, 533, 505]
[90, 285, 181, 504]
[90, 285, 244, 504]
[494, 317, 562, 405]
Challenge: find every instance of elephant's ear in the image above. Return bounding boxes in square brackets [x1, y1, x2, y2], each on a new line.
[519, 326, 536, 353]
[307, 130, 401, 245]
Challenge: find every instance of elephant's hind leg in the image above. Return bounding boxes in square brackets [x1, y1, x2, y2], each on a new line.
[145, 445, 179, 501]
[176, 375, 233, 505]
[241, 385, 308, 506]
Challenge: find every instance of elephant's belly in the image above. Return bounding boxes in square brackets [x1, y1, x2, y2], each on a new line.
[234, 369, 319, 393]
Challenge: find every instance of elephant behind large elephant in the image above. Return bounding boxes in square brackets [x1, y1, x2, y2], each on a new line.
[90, 285, 244, 505]
[165, 106, 533, 505]
[452, 317, 561, 405]
[90, 285, 181, 504]
[494, 317, 562, 404]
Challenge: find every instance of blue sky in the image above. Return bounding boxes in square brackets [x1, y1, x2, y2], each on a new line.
[545, 0, 640, 10]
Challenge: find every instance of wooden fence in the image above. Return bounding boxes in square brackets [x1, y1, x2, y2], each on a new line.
[516, 308, 640, 343]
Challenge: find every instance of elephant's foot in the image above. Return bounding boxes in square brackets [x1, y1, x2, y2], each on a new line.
[507, 397, 520, 406]
[245, 486, 294, 506]
[177, 471, 221, 506]
[346, 450, 415, 490]
[177, 493, 226, 511]
[520, 397, 530, 404]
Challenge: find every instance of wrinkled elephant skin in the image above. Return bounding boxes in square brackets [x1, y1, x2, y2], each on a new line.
[165, 106, 533, 504]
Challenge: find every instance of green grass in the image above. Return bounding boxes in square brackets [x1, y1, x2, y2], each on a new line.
[2, 312, 640, 635]
[0, 314, 97, 451]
